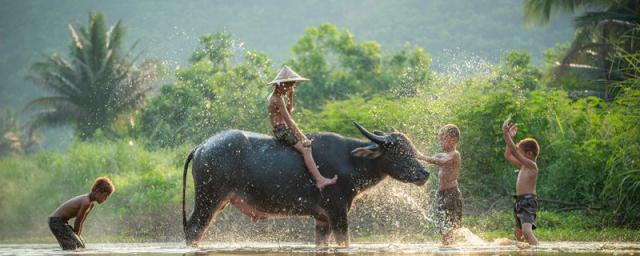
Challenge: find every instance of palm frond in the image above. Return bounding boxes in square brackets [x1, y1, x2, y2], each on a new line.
[575, 11, 640, 30]
[23, 96, 72, 112]
[26, 109, 80, 134]
[524, 0, 610, 26]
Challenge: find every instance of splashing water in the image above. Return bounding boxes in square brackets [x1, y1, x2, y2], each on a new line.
[2, 242, 639, 255]
[432, 48, 494, 81]
[451, 227, 486, 245]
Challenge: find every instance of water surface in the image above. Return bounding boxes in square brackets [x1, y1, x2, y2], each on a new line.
[1, 242, 639, 255]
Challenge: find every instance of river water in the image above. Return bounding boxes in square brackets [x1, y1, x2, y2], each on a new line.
[1, 242, 639, 255]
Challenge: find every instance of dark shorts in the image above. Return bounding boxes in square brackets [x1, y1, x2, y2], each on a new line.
[48, 217, 85, 250]
[436, 186, 463, 234]
[273, 125, 299, 146]
[514, 194, 538, 230]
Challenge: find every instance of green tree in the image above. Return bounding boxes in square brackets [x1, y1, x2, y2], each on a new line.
[494, 51, 543, 90]
[137, 32, 272, 148]
[289, 24, 432, 110]
[524, 0, 640, 99]
[26, 12, 161, 139]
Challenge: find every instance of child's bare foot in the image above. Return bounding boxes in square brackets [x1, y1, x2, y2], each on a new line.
[316, 175, 338, 189]
[516, 241, 531, 249]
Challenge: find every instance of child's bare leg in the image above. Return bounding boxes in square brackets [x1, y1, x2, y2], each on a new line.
[514, 228, 525, 242]
[294, 142, 338, 188]
[521, 223, 538, 245]
[442, 229, 455, 245]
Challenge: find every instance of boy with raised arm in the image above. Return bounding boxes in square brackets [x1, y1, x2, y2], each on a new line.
[48, 177, 114, 250]
[417, 124, 462, 245]
[267, 66, 337, 189]
[502, 119, 540, 246]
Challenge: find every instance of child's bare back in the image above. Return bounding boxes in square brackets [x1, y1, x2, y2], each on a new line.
[50, 194, 94, 222]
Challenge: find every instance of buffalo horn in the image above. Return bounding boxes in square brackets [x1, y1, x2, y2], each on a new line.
[354, 121, 388, 144]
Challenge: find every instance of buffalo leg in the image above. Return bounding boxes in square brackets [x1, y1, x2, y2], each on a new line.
[330, 209, 349, 247]
[314, 215, 331, 246]
[185, 190, 228, 247]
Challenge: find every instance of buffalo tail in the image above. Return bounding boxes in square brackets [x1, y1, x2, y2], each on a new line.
[182, 147, 196, 236]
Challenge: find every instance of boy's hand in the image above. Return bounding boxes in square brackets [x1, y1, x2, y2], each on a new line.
[502, 120, 511, 134]
[502, 120, 516, 137]
[509, 123, 517, 138]
[302, 139, 313, 148]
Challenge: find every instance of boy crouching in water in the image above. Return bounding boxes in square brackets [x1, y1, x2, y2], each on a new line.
[417, 124, 462, 245]
[502, 120, 540, 246]
[49, 176, 114, 250]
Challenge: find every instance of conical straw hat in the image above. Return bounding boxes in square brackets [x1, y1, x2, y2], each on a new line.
[267, 65, 309, 86]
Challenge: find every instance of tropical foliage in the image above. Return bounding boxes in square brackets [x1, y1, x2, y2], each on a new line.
[524, 0, 640, 99]
[26, 12, 161, 139]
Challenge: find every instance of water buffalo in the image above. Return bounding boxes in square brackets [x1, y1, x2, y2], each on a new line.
[182, 122, 429, 247]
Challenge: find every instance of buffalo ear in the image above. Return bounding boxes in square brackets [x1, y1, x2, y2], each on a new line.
[351, 144, 383, 159]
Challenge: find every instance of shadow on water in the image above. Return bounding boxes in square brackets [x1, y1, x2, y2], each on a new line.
[1, 242, 639, 256]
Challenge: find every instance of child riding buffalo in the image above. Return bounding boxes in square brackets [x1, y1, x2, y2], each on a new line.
[267, 66, 338, 189]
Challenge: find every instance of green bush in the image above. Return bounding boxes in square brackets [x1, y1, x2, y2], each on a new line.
[0, 139, 191, 241]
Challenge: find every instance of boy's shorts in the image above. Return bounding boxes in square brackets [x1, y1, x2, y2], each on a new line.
[514, 194, 538, 230]
[273, 124, 299, 146]
[436, 186, 463, 234]
[48, 217, 85, 250]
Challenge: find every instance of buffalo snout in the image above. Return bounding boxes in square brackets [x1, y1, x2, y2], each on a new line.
[412, 170, 429, 186]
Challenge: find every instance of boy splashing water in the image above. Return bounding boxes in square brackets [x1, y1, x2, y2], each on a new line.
[267, 66, 337, 189]
[417, 124, 462, 245]
[48, 177, 114, 250]
[502, 119, 540, 247]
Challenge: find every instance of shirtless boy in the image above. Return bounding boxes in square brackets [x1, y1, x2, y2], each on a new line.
[502, 119, 540, 246]
[267, 66, 337, 189]
[417, 124, 462, 245]
[48, 176, 114, 250]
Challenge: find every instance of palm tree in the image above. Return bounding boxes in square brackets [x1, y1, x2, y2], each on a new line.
[26, 12, 160, 138]
[524, 0, 640, 99]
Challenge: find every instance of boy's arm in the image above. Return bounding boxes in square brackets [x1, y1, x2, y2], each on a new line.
[504, 145, 522, 168]
[502, 121, 537, 170]
[417, 152, 453, 166]
[503, 121, 522, 167]
[73, 203, 93, 235]
[286, 89, 294, 113]
[275, 98, 306, 141]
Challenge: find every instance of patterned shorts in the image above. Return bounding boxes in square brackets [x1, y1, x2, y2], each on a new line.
[273, 125, 299, 146]
[514, 194, 538, 229]
[436, 186, 463, 234]
[49, 217, 85, 250]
